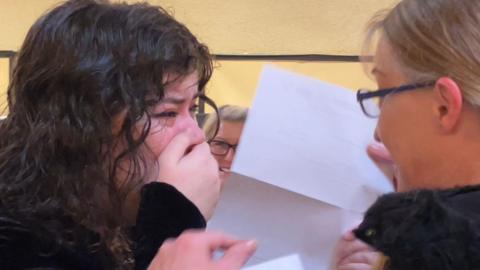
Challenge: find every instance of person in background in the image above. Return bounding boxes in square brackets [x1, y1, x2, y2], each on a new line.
[203, 105, 248, 181]
[0, 0, 255, 269]
[337, 0, 480, 269]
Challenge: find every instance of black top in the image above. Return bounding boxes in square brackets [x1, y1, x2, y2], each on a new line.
[0, 182, 206, 270]
[354, 185, 480, 270]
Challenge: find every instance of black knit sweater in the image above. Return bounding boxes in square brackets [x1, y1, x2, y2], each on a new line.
[0, 182, 206, 270]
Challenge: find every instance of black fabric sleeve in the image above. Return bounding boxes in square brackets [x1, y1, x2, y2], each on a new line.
[133, 182, 206, 270]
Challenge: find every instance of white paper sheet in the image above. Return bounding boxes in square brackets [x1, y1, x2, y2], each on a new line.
[208, 65, 393, 270]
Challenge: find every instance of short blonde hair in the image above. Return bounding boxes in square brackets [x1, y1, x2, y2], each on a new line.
[364, 0, 480, 106]
[202, 105, 248, 140]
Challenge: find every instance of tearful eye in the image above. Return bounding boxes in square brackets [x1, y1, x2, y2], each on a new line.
[153, 111, 178, 118]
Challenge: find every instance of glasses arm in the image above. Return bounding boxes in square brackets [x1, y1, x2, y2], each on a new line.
[357, 88, 394, 101]
[357, 81, 436, 102]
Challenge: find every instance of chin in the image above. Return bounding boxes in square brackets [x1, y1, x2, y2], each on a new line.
[397, 179, 422, 192]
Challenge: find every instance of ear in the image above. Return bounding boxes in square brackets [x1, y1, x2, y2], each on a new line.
[432, 77, 463, 132]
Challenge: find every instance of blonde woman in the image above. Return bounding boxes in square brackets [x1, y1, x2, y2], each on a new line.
[338, 0, 480, 269]
[203, 105, 248, 181]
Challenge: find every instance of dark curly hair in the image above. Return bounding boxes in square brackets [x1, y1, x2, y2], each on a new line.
[0, 0, 214, 268]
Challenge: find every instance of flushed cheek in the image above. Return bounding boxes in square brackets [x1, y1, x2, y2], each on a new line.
[376, 127, 413, 191]
[145, 126, 172, 158]
[376, 100, 403, 150]
[374, 114, 389, 144]
[375, 111, 404, 164]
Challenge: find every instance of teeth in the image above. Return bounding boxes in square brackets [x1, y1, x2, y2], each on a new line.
[220, 167, 231, 173]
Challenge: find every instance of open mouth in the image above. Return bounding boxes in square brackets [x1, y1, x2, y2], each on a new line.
[367, 142, 398, 190]
[219, 167, 231, 173]
[367, 142, 393, 163]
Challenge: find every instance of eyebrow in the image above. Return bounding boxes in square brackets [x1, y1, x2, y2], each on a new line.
[161, 91, 202, 105]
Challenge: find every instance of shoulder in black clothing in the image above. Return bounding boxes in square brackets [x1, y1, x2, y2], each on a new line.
[0, 182, 206, 270]
[0, 211, 109, 270]
[133, 182, 206, 270]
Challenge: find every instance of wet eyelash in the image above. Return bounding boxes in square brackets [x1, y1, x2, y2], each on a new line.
[152, 111, 178, 118]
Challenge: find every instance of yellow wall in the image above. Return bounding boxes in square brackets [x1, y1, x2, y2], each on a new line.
[0, 0, 62, 51]
[0, 0, 392, 109]
[207, 60, 375, 108]
[0, 59, 9, 109]
[153, 0, 398, 55]
[0, 0, 398, 54]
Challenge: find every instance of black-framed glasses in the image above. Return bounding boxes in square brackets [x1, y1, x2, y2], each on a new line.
[209, 140, 237, 156]
[357, 81, 436, 118]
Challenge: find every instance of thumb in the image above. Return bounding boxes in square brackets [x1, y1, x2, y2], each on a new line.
[216, 240, 257, 270]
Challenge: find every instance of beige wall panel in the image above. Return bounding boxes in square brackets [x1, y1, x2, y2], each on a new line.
[152, 0, 398, 55]
[0, 0, 62, 50]
[0, 58, 9, 113]
[206, 60, 376, 108]
[1, 0, 398, 55]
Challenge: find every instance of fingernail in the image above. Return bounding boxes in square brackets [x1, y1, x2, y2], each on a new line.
[245, 240, 258, 249]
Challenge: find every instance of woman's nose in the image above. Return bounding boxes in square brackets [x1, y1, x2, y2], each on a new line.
[184, 116, 205, 142]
